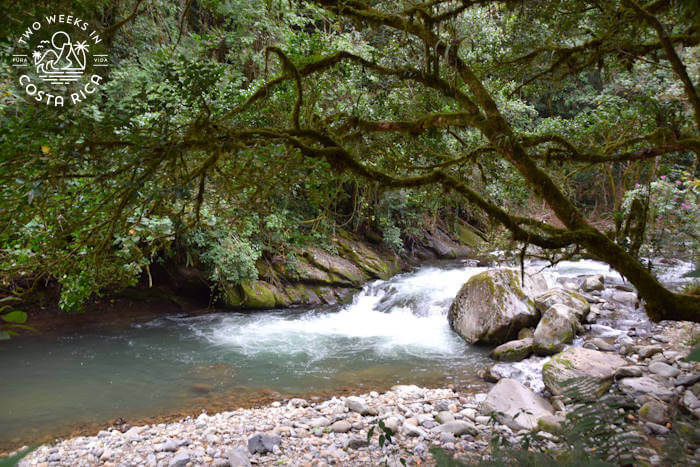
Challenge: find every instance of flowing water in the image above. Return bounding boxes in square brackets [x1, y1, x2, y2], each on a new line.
[0, 258, 693, 450]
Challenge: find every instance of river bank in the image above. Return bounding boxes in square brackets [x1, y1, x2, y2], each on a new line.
[14, 317, 700, 466]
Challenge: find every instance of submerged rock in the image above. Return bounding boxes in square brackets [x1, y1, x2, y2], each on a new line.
[479, 378, 553, 431]
[542, 347, 626, 399]
[448, 269, 539, 345]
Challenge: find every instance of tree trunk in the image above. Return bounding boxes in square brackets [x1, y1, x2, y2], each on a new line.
[582, 230, 700, 322]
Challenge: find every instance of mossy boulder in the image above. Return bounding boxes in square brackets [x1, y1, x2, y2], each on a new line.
[335, 231, 402, 279]
[448, 269, 540, 345]
[542, 347, 626, 400]
[532, 304, 579, 356]
[456, 220, 485, 248]
[240, 280, 277, 309]
[534, 288, 590, 320]
[221, 284, 244, 308]
[490, 338, 534, 362]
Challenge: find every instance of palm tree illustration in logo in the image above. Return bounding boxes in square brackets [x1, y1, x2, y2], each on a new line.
[33, 31, 89, 83]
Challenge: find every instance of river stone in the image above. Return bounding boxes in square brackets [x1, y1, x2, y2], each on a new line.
[436, 411, 455, 424]
[618, 377, 675, 402]
[345, 436, 369, 449]
[615, 366, 643, 379]
[227, 447, 251, 467]
[247, 433, 281, 454]
[532, 304, 579, 356]
[490, 338, 533, 361]
[331, 420, 351, 433]
[534, 288, 590, 320]
[479, 378, 553, 431]
[581, 274, 604, 292]
[448, 269, 539, 345]
[518, 327, 534, 339]
[542, 347, 626, 399]
[639, 400, 669, 425]
[648, 362, 680, 378]
[638, 345, 663, 359]
[346, 396, 370, 415]
[611, 291, 638, 308]
[433, 420, 478, 436]
[590, 338, 614, 352]
[676, 374, 700, 387]
[383, 417, 400, 434]
[402, 423, 427, 438]
[169, 451, 191, 467]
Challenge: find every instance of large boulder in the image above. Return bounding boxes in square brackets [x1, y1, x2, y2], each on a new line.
[542, 347, 626, 400]
[490, 338, 533, 362]
[479, 378, 554, 431]
[448, 269, 539, 345]
[532, 304, 579, 356]
[534, 288, 590, 320]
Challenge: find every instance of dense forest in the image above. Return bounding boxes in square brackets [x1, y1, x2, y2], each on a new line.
[1, 0, 699, 322]
[1, 1, 700, 465]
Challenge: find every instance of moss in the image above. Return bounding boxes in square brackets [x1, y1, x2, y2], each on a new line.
[241, 280, 277, 308]
[221, 284, 244, 308]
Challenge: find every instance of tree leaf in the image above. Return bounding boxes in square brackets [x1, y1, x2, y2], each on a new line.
[2, 310, 27, 323]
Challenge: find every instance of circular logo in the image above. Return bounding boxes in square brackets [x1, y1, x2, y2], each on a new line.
[10, 13, 110, 107]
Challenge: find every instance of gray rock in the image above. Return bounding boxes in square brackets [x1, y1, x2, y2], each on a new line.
[346, 396, 370, 415]
[169, 451, 191, 467]
[581, 275, 604, 292]
[542, 347, 626, 399]
[479, 378, 553, 431]
[533, 304, 579, 355]
[652, 334, 670, 343]
[227, 447, 251, 467]
[331, 420, 351, 433]
[163, 439, 179, 452]
[307, 417, 331, 427]
[639, 400, 669, 425]
[648, 362, 680, 378]
[534, 288, 590, 320]
[439, 432, 456, 443]
[644, 422, 670, 436]
[490, 338, 533, 362]
[590, 338, 614, 351]
[676, 374, 700, 387]
[615, 366, 643, 379]
[247, 433, 281, 454]
[436, 411, 455, 424]
[611, 291, 638, 308]
[434, 420, 478, 436]
[618, 377, 675, 402]
[682, 389, 700, 410]
[518, 327, 534, 339]
[448, 269, 540, 345]
[638, 345, 664, 359]
[345, 436, 369, 449]
[402, 423, 428, 438]
[382, 417, 399, 434]
[123, 426, 142, 442]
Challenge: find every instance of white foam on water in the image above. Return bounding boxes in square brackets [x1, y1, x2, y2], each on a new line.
[200, 265, 485, 358]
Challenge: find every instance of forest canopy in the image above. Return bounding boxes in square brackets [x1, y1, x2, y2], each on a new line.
[1, 0, 699, 321]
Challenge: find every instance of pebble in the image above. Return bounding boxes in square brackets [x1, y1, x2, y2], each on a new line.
[648, 362, 680, 378]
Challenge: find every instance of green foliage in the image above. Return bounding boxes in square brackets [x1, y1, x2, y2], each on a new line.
[621, 172, 700, 261]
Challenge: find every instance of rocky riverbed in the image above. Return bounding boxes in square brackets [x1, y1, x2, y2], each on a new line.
[12, 262, 700, 466]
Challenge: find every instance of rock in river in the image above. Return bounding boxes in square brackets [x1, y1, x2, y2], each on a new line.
[532, 304, 580, 356]
[490, 338, 533, 362]
[448, 269, 539, 345]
